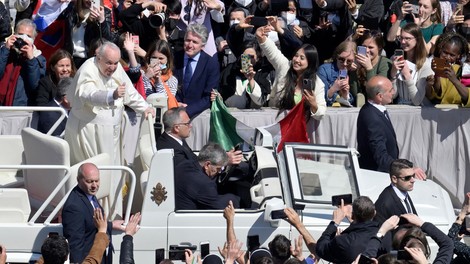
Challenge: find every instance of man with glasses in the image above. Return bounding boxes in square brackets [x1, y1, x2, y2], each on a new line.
[157, 106, 198, 166]
[373, 158, 418, 252]
[157, 106, 243, 167]
[174, 142, 240, 210]
[375, 158, 418, 225]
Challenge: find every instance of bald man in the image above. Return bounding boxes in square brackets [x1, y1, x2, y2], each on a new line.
[62, 163, 125, 264]
[356, 76, 398, 173]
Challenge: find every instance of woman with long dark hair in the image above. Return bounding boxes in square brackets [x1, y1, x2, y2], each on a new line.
[256, 24, 326, 119]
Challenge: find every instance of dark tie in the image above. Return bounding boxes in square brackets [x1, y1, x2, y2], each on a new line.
[404, 196, 412, 214]
[91, 196, 100, 209]
[183, 58, 193, 92]
[384, 110, 391, 121]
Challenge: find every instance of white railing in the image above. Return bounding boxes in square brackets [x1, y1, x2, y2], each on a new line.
[0, 106, 67, 136]
[0, 164, 136, 225]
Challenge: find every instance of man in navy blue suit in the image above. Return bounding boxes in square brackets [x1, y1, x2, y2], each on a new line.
[357, 76, 397, 173]
[175, 24, 220, 118]
[175, 142, 240, 210]
[62, 163, 125, 264]
[37, 77, 72, 136]
[356, 76, 426, 179]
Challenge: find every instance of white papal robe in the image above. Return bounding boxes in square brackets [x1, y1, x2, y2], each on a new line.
[65, 57, 149, 218]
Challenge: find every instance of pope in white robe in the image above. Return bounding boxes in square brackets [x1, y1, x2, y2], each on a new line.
[65, 42, 154, 218]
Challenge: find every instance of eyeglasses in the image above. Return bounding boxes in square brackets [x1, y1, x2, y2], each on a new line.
[210, 163, 224, 174]
[397, 36, 415, 42]
[175, 122, 191, 127]
[396, 174, 416, 181]
[337, 57, 354, 65]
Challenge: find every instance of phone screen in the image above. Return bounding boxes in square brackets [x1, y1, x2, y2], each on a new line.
[339, 69, 348, 80]
[271, 209, 287, 219]
[331, 194, 353, 206]
[200, 242, 210, 258]
[247, 235, 260, 253]
[358, 254, 373, 264]
[397, 250, 413, 260]
[155, 248, 165, 264]
[250, 17, 268, 27]
[357, 46, 367, 56]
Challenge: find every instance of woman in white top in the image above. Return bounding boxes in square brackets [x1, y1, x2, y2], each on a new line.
[255, 23, 326, 120]
[390, 23, 434, 106]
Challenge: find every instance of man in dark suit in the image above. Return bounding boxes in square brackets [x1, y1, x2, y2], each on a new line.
[157, 107, 242, 166]
[174, 24, 220, 118]
[175, 142, 240, 210]
[374, 159, 418, 253]
[375, 159, 418, 224]
[357, 76, 398, 173]
[316, 196, 379, 263]
[37, 77, 72, 136]
[157, 106, 197, 166]
[62, 163, 124, 264]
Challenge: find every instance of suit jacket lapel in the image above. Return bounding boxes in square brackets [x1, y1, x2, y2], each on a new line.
[388, 186, 407, 215]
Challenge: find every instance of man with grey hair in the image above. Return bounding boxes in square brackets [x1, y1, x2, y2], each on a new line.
[175, 142, 240, 210]
[0, 18, 46, 106]
[175, 24, 220, 118]
[65, 41, 155, 218]
[37, 77, 73, 136]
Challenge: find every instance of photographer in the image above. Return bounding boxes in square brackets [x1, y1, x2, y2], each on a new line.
[119, 0, 180, 51]
[0, 19, 46, 106]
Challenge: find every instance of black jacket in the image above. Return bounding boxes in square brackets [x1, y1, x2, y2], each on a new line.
[120, 235, 135, 264]
[316, 220, 379, 264]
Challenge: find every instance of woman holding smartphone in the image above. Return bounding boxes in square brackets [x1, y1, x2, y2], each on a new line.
[256, 23, 326, 120]
[426, 31, 470, 106]
[390, 23, 434, 106]
[317, 40, 357, 107]
[143, 40, 178, 97]
[355, 30, 392, 97]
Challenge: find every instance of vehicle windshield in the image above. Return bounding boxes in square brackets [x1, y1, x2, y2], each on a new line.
[288, 147, 359, 204]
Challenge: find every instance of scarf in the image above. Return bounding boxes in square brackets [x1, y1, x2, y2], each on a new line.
[160, 69, 178, 109]
[0, 56, 22, 106]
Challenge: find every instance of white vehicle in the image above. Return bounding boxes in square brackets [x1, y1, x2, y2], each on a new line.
[0, 134, 455, 263]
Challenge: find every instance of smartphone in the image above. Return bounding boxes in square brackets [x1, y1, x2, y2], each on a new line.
[92, 0, 101, 9]
[331, 194, 353, 206]
[132, 35, 139, 45]
[247, 235, 260, 253]
[150, 58, 159, 67]
[200, 241, 210, 259]
[363, 28, 370, 35]
[302, 79, 313, 91]
[271, 209, 287, 219]
[358, 254, 373, 264]
[397, 249, 413, 260]
[169, 250, 186, 261]
[339, 69, 348, 80]
[411, 4, 419, 15]
[241, 54, 251, 73]
[357, 46, 367, 56]
[433, 57, 449, 78]
[250, 16, 268, 27]
[155, 248, 165, 264]
[394, 49, 404, 60]
[234, 142, 242, 151]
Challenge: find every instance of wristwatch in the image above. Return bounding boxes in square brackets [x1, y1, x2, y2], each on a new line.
[376, 232, 384, 238]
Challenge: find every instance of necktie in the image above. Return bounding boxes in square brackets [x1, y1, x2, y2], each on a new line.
[404, 196, 412, 214]
[183, 58, 193, 92]
[384, 110, 391, 121]
[91, 196, 100, 209]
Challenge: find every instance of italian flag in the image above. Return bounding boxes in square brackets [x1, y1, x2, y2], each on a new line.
[263, 98, 309, 152]
[209, 97, 309, 152]
[209, 96, 256, 151]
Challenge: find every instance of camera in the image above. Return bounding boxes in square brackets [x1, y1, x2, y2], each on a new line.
[149, 13, 166, 28]
[14, 37, 28, 51]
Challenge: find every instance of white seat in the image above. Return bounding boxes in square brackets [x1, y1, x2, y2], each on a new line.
[21, 128, 112, 213]
[0, 135, 24, 187]
[0, 188, 31, 223]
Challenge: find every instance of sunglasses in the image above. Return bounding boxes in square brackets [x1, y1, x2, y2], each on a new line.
[396, 174, 415, 181]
